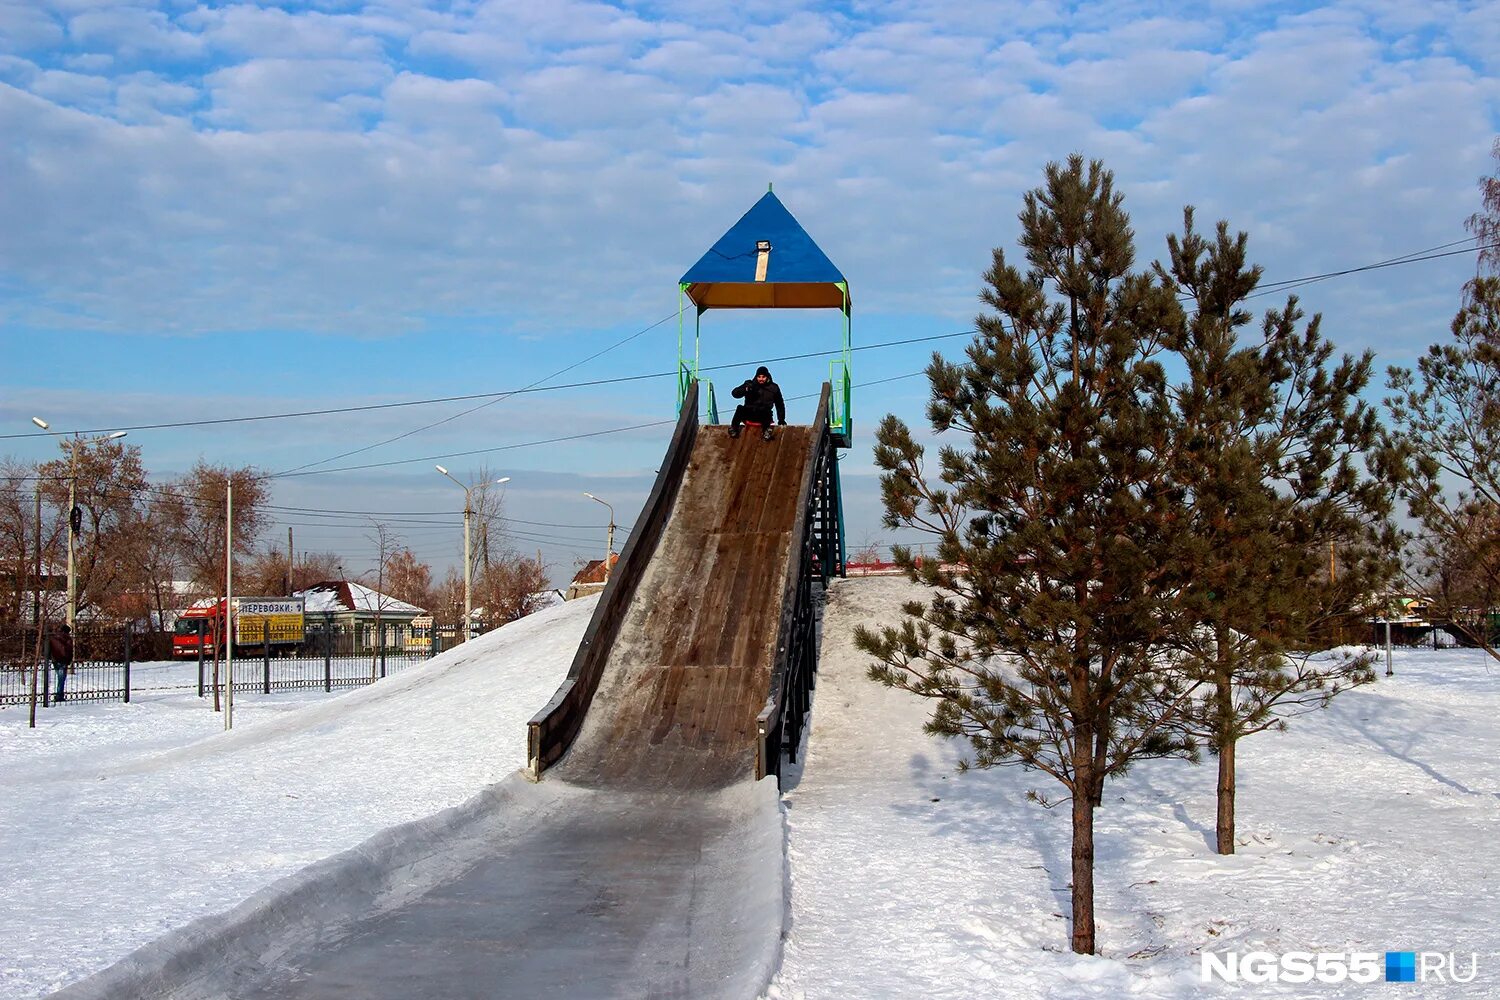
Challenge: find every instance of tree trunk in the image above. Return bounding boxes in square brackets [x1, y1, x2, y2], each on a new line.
[1216, 736, 1236, 855]
[1070, 775, 1097, 954]
[1212, 635, 1236, 854]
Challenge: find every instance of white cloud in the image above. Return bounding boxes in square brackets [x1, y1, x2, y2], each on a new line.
[0, 0, 1492, 364]
[203, 57, 392, 130]
[0, 0, 64, 50]
[27, 65, 111, 109]
[67, 5, 204, 62]
[189, 5, 395, 61]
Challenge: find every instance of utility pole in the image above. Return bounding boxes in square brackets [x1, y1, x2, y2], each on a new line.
[225, 481, 234, 731]
[287, 526, 294, 594]
[32, 483, 40, 635]
[584, 493, 616, 583]
[66, 440, 76, 631]
[437, 467, 509, 643]
[29, 482, 40, 728]
[463, 499, 472, 639]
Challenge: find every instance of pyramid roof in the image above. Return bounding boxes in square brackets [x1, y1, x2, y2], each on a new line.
[680, 190, 848, 311]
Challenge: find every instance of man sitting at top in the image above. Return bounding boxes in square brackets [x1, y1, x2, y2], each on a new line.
[729, 366, 786, 441]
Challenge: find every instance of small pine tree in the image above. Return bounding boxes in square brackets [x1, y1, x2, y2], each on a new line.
[857, 156, 1197, 955]
[1157, 210, 1397, 854]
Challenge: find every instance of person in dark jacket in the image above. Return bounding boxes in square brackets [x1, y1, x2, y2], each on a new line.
[47, 624, 73, 703]
[729, 366, 786, 441]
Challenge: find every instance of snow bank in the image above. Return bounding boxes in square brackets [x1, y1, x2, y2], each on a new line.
[0, 596, 596, 1000]
[768, 576, 1500, 1000]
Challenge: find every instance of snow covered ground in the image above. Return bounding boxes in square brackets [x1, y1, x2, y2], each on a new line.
[770, 576, 1500, 999]
[3, 575, 1498, 999]
[0, 596, 596, 999]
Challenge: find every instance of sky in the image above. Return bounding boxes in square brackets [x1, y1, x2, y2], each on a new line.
[1, 0, 1498, 586]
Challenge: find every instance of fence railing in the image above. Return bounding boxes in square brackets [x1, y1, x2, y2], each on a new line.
[0, 620, 479, 709]
[758, 381, 842, 783]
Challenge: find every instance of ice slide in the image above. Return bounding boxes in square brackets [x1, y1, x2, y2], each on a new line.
[52, 382, 837, 1000]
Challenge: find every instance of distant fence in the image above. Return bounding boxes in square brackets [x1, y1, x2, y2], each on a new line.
[0, 620, 483, 709]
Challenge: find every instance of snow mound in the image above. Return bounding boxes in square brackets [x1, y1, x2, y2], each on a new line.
[1, 596, 596, 1000]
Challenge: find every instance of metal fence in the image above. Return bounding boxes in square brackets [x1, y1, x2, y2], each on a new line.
[0, 620, 479, 709]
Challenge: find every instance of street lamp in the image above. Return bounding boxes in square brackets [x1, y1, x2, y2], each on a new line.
[583, 493, 616, 583]
[436, 467, 510, 642]
[31, 418, 127, 631]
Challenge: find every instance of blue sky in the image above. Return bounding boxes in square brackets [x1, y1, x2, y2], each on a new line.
[2, 0, 1498, 583]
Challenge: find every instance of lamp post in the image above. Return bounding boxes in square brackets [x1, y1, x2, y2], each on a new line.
[583, 493, 615, 583]
[436, 467, 509, 642]
[30, 418, 127, 631]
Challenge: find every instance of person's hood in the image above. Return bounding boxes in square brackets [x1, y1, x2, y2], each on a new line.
[755, 365, 771, 379]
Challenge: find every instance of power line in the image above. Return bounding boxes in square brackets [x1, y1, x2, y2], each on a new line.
[1245, 239, 1493, 301]
[270, 371, 932, 478]
[272, 312, 676, 476]
[10, 234, 1486, 445]
[0, 331, 965, 444]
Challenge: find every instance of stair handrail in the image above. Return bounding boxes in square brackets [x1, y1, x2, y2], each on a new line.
[756, 381, 832, 780]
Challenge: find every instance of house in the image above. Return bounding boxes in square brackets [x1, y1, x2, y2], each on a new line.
[565, 554, 618, 601]
[294, 580, 427, 652]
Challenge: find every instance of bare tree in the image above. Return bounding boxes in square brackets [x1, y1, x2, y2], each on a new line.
[293, 551, 343, 592]
[159, 463, 267, 712]
[362, 521, 402, 681]
[467, 467, 510, 579]
[37, 437, 151, 622]
[384, 547, 434, 611]
[474, 550, 550, 626]
[162, 462, 268, 594]
[849, 532, 884, 566]
[1384, 276, 1500, 657]
[243, 546, 293, 597]
[430, 568, 464, 623]
[0, 459, 56, 628]
[1467, 137, 1500, 276]
[120, 498, 181, 636]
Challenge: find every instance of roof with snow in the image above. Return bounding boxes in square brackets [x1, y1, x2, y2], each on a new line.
[571, 554, 618, 586]
[294, 580, 425, 616]
[679, 189, 848, 311]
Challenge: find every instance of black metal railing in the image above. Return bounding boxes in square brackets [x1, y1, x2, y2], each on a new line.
[0, 619, 473, 709]
[757, 381, 843, 783]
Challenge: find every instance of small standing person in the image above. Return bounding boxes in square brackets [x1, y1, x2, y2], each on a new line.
[729, 366, 786, 441]
[47, 623, 74, 704]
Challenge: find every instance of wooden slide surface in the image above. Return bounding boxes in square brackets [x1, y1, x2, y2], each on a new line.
[556, 424, 814, 789]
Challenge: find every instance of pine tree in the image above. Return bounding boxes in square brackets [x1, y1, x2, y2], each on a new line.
[1157, 210, 1396, 855]
[856, 156, 1196, 955]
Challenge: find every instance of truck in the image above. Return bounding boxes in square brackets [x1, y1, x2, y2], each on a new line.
[172, 597, 307, 659]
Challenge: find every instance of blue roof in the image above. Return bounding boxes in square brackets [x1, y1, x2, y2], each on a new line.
[680, 190, 848, 310]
